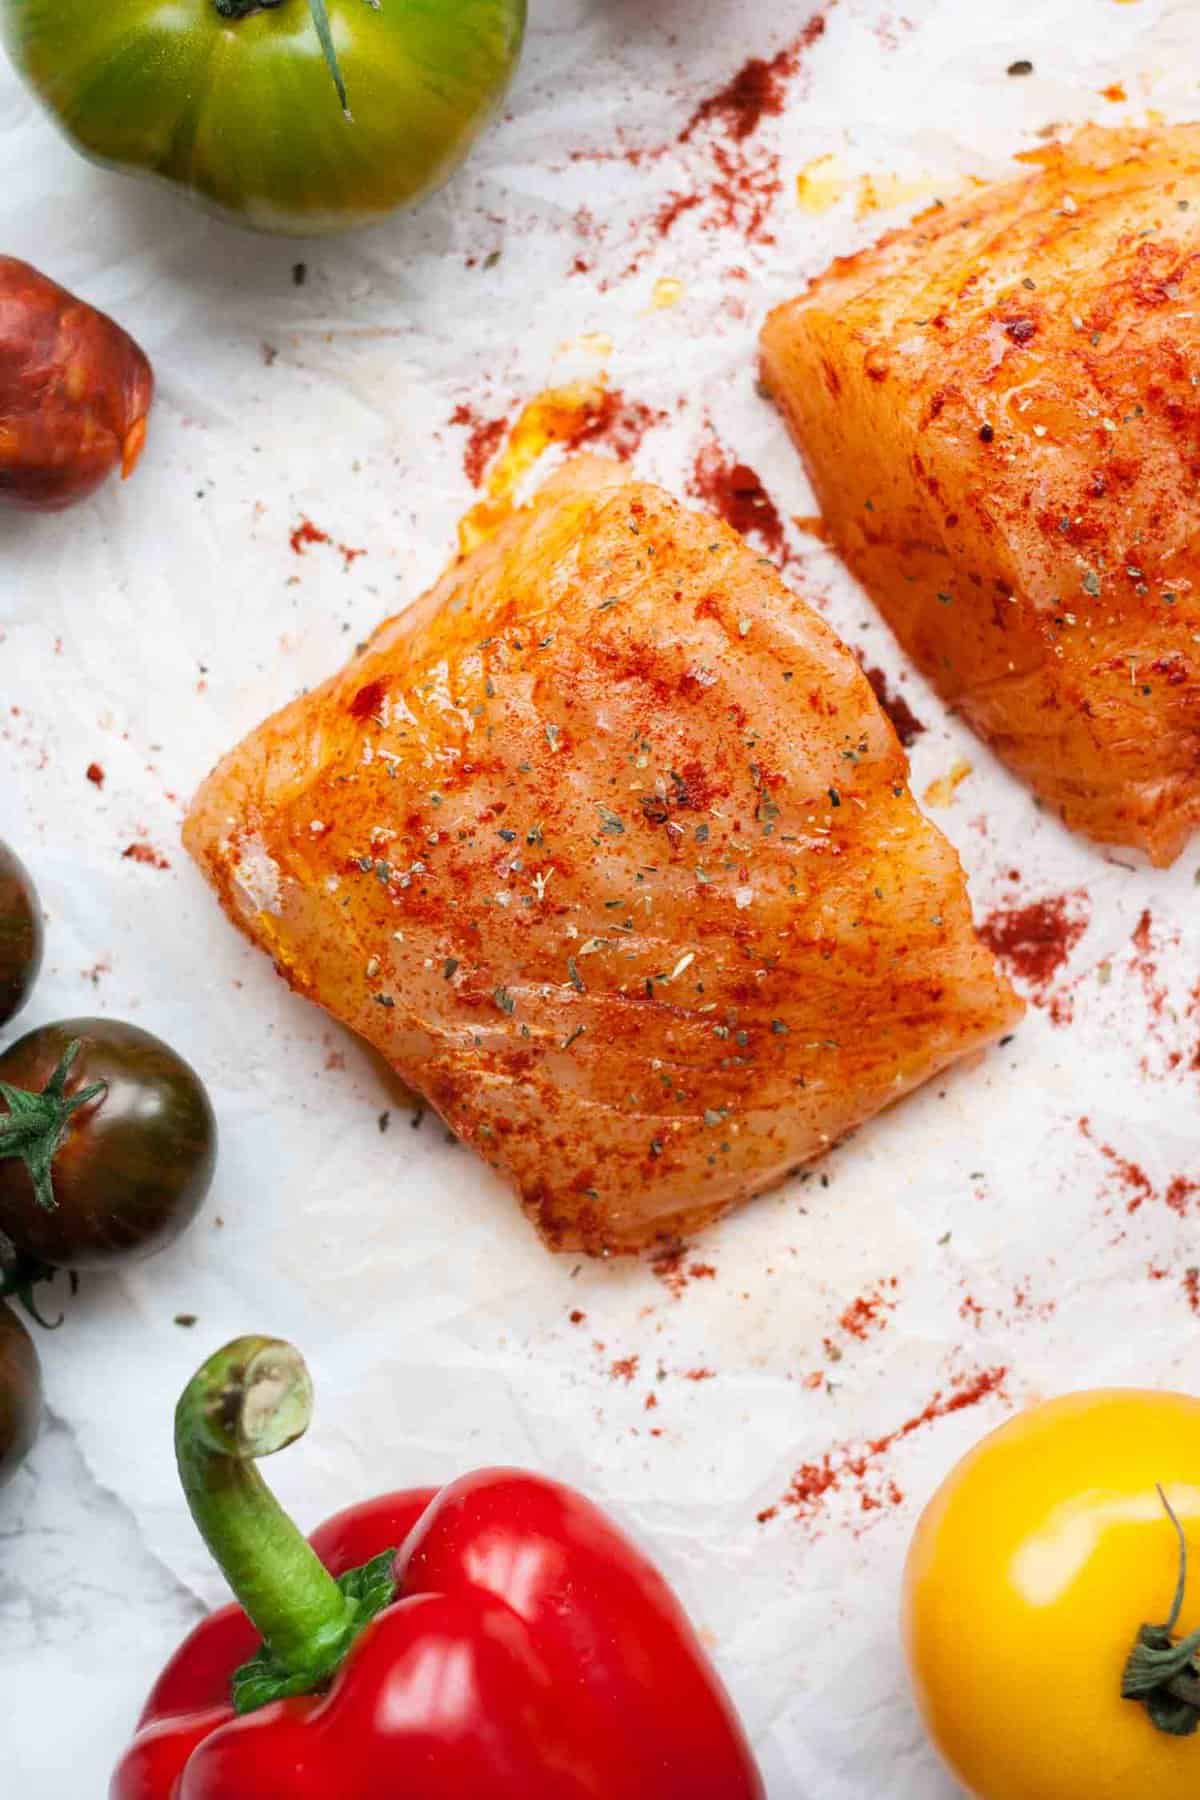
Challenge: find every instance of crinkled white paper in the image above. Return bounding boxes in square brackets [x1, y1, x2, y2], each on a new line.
[3, 2, 1199, 1794]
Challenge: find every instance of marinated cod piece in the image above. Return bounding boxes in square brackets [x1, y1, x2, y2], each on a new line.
[185, 457, 1020, 1253]
[761, 125, 1200, 865]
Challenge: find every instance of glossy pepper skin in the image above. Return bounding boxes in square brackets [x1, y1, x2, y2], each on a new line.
[0, 257, 152, 509]
[111, 1339, 764, 1799]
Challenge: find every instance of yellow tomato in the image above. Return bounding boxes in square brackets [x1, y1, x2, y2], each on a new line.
[903, 1389, 1200, 1800]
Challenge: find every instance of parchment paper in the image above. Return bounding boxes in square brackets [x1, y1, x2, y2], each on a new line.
[3, 2, 1198, 1793]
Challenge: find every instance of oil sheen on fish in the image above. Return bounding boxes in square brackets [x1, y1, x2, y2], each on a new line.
[185, 457, 1021, 1253]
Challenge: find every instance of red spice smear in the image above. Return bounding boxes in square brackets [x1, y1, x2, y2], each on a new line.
[568, 389, 667, 461]
[609, 1355, 639, 1384]
[861, 665, 925, 748]
[839, 1278, 898, 1340]
[86, 761, 105, 787]
[679, 14, 828, 144]
[568, 1309, 586, 1325]
[688, 437, 786, 558]
[289, 516, 366, 570]
[684, 1368, 716, 1382]
[770, 1367, 1008, 1524]
[1186, 1269, 1200, 1315]
[450, 403, 509, 488]
[123, 842, 170, 871]
[978, 891, 1090, 992]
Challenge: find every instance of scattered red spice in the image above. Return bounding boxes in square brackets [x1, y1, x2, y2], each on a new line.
[289, 516, 366, 570]
[290, 516, 329, 554]
[122, 842, 170, 871]
[450, 402, 509, 487]
[86, 761, 105, 787]
[1101, 81, 1128, 102]
[756, 1505, 778, 1524]
[688, 435, 786, 559]
[567, 388, 667, 461]
[978, 891, 1090, 993]
[959, 1294, 985, 1328]
[653, 192, 702, 239]
[768, 1367, 1008, 1525]
[644, 1392, 659, 1411]
[650, 1244, 717, 1296]
[609, 1355, 639, 1384]
[684, 1367, 716, 1382]
[1166, 1176, 1200, 1216]
[568, 1309, 586, 1325]
[679, 14, 828, 144]
[1129, 908, 1171, 1021]
[596, 9, 833, 271]
[839, 1278, 899, 1340]
[1078, 1116, 1154, 1212]
[1186, 1269, 1200, 1315]
[861, 664, 925, 747]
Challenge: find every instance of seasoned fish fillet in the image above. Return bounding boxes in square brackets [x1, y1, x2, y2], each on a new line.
[185, 457, 1020, 1254]
[761, 125, 1200, 865]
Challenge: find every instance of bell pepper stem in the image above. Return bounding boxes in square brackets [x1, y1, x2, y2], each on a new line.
[175, 1338, 360, 1683]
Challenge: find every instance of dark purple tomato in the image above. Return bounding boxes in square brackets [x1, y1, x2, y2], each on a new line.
[0, 1018, 216, 1270]
[0, 841, 42, 1027]
[0, 1300, 41, 1486]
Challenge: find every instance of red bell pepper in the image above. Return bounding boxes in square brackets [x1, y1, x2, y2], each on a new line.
[111, 1335, 764, 1799]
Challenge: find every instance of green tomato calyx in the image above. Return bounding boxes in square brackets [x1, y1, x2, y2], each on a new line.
[1122, 1484, 1200, 1736]
[0, 1040, 107, 1213]
[214, 0, 367, 120]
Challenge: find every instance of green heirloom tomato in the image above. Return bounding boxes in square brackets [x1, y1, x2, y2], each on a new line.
[0, 0, 526, 235]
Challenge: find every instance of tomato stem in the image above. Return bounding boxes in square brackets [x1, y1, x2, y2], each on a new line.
[0, 1040, 107, 1212]
[176, 1337, 398, 1715]
[1121, 1484, 1200, 1736]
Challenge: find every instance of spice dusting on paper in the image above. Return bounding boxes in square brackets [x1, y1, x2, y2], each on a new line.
[1079, 1117, 1198, 1215]
[979, 891, 1090, 993]
[450, 403, 509, 487]
[574, 8, 833, 263]
[689, 434, 787, 558]
[651, 1243, 718, 1296]
[123, 841, 170, 870]
[838, 1277, 899, 1340]
[860, 663, 925, 746]
[768, 1366, 1008, 1525]
[289, 516, 366, 570]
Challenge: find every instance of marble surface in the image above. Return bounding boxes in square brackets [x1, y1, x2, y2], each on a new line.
[2, 1406, 202, 1794]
